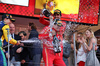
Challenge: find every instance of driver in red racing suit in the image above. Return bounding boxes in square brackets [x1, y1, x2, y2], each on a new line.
[39, 19, 66, 66]
[39, 9, 66, 35]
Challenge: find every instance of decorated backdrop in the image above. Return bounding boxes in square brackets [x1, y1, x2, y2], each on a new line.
[0, 0, 99, 25]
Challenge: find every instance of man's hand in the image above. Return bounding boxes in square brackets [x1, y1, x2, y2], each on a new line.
[16, 47, 23, 53]
[21, 60, 26, 64]
[20, 43, 24, 46]
[49, 15, 53, 19]
[6, 53, 10, 59]
[16, 40, 21, 45]
[3, 49, 6, 52]
[52, 30, 56, 36]
[40, 14, 44, 17]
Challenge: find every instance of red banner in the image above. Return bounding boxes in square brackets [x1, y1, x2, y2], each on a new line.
[0, 0, 99, 25]
[63, 0, 99, 25]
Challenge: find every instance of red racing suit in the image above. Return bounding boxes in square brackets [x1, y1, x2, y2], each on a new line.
[39, 17, 66, 34]
[39, 26, 66, 66]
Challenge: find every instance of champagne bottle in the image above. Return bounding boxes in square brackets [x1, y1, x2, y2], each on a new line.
[42, 9, 50, 17]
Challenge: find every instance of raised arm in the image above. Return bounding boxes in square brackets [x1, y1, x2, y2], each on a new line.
[39, 15, 50, 26]
[2, 25, 17, 45]
[83, 38, 96, 51]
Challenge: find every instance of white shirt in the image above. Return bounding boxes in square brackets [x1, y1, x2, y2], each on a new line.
[11, 33, 14, 39]
[77, 45, 86, 63]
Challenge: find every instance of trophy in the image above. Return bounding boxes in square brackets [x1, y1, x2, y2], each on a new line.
[53, 35, 61, 53]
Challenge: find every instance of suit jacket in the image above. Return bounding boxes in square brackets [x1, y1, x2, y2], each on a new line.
[20, 44, 30, 66]
[63, 42, 71, 66]
[28, 29, 42, 59]
[10, 34, 21, 61]
[20, 29, 40, 62]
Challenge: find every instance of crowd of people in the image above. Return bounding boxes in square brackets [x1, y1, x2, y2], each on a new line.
[0, 9, 100, 66]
